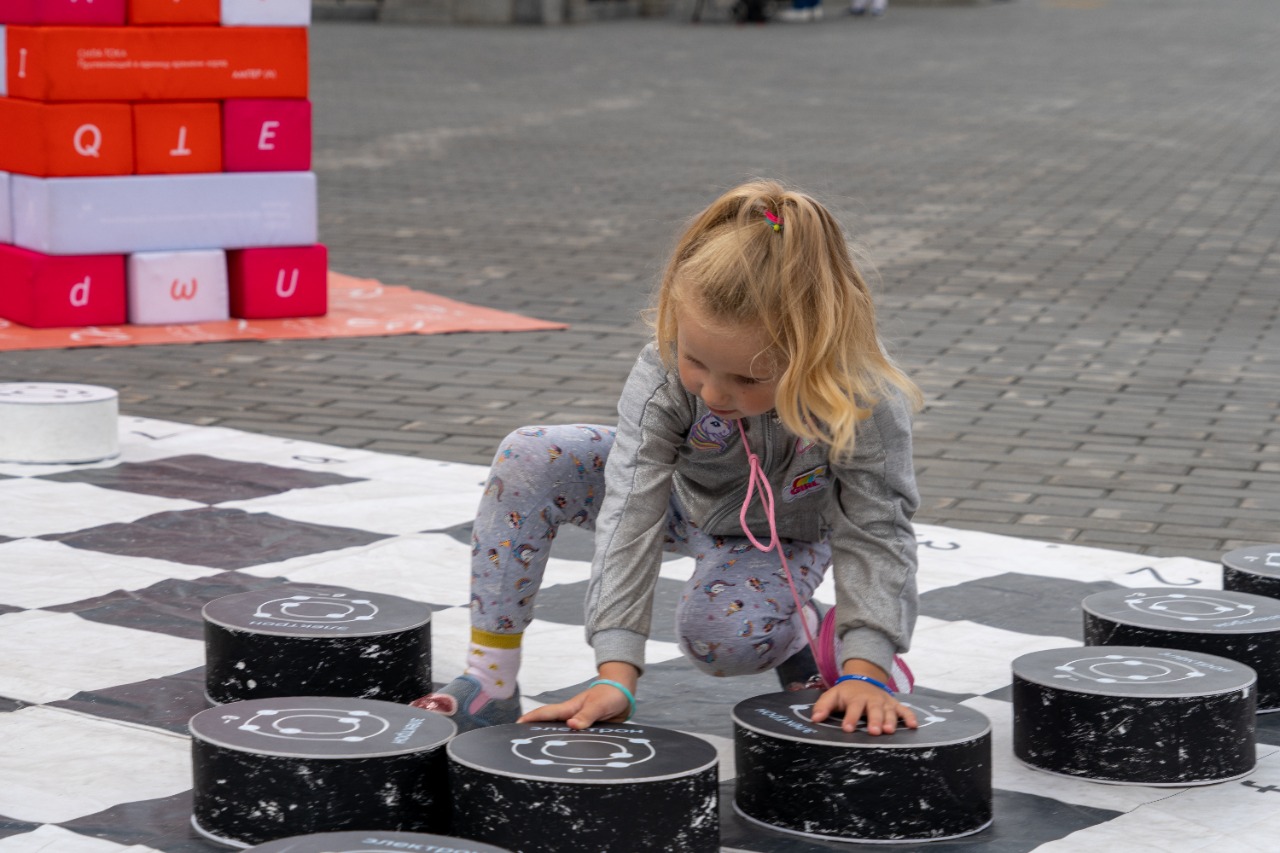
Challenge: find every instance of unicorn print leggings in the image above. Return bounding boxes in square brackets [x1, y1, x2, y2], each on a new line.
[470, 424, 831, 677]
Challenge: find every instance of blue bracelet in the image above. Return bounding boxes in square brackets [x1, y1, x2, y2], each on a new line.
[590, 679, 637, 721]
[834, 674, 895, 695]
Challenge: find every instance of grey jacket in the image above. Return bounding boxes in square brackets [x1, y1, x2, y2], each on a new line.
[585, 342, 920, 675]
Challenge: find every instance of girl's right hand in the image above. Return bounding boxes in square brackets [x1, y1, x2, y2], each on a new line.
[518, 682, 632, 730]
[519, 661, 639, 729]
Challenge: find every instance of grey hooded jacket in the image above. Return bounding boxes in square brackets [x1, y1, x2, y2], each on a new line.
[585, 342, 920, 676]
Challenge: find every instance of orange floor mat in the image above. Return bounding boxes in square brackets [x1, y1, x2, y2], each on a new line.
[0, 271, 566, 351]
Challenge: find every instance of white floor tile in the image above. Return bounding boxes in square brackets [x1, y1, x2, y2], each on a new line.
[0, 707, 189, 824]
[0, 611, 203, 704]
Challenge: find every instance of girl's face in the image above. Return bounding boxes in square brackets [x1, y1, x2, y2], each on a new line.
[675, 305, 780, 421]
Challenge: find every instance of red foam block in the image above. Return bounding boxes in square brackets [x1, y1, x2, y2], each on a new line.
[222, 99, 311, 172]
[227, 244, 327, 319]
[0, 244, 126, 328]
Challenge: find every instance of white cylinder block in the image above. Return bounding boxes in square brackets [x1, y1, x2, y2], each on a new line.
[0, 383, 120, 464]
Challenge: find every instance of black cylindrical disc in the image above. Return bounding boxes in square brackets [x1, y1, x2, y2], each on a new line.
[1222, 545, 1280, 600]
[1012, 646, 1256, 785]
[448, 722, 719, 853]
[245, 830, 514, 852]
[203, 586, 432, 704]
[1083, 587, 1280, 711]
[190, 696, 455, 847]
[733, 690, 992, 844]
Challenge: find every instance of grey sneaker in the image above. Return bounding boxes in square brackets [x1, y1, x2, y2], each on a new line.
[411, 675, 522, 733]
[776, 642, 824, 692]
[776, 602, 826, 691]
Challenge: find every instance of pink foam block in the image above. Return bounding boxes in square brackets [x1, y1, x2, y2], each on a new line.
[227, 244, 326, 318]
[0, 244, 126, 328]
[1, 0, 127, 24]
[127, 249, 228, 325]
[0, 3, 38, 24]
[222, 100, 311, 172]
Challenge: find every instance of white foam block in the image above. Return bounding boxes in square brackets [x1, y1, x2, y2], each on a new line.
[221, 0, 310, 26]
[127, 249, 229, 325]
[0, 170, 11, 244]
[0, 383, 119, 465]
[12, 172, 317, 256]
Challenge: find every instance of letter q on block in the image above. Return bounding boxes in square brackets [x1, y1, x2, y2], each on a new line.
[222, 99, 311, 172]
[0, 99, 133, 177]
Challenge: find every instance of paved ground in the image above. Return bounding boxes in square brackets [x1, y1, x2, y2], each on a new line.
[9, 0, 1278, 564]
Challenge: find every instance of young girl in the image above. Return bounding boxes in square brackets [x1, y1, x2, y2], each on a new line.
[415, 180, 923, 736]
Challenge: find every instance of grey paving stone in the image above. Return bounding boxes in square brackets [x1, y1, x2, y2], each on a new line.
[7, 0, 1278, 563]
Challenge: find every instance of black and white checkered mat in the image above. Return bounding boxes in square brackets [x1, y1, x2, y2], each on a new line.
[2, 418, 1277, 852]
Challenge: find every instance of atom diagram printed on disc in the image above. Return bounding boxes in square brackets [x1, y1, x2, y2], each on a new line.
[1053, 654, 1205, 685]
[253, 593, 379, 623]
[1123, 592, 1255, 622]
[231, 707, 391, 741]
[509, 733, 657, 771]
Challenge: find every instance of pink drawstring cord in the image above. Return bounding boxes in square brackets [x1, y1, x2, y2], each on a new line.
[736, 419, 832, 689]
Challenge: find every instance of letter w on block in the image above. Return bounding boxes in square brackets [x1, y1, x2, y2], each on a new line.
[128, 250, 228, 325]
[170, 279, 198, 300]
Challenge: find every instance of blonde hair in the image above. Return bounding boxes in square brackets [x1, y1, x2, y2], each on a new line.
[653, 179, 922, 459]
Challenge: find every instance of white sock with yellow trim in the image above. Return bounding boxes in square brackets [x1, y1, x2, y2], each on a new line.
[465, 628, 522, 700]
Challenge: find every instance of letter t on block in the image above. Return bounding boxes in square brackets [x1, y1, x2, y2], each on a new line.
[133, 102, 223, 174]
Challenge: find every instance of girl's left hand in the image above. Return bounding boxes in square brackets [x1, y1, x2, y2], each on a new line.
[810, 679, 918, 735]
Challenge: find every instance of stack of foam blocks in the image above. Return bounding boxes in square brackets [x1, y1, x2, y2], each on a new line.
[0, 0, 326, 328]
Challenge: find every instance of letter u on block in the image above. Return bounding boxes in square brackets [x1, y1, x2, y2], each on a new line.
[275, 267, 299, 297]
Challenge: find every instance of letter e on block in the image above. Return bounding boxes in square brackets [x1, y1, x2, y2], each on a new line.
[133, 102, 223, 174]
[222, 99, 311, 172]
[227, 244, 327, 319]
[127, 249, 229, 325]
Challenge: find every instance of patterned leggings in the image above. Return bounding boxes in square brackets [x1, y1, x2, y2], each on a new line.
[471, 425, 831, 677]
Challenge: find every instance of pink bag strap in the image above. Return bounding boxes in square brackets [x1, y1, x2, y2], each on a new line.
[737, 419, 833, 689]
[815, 606, 840, 687]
